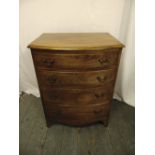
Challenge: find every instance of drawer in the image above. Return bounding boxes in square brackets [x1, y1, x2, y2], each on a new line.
[45, 103, 110, 125]
[42, 86, 113, 104]
[38, 69, 116, 88]
[32, 49, 120, 71]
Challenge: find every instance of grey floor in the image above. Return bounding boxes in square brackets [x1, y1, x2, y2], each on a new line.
[20, 93, 135, 155]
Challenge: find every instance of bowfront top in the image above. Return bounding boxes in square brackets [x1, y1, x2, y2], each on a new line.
[28, 33, 124, 50]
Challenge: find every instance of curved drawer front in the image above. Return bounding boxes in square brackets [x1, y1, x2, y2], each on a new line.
[45, 103, 110, 126]
[32, 49, 120, 71]
[38, 69, 116, 88]
[42, 86, 113, 104]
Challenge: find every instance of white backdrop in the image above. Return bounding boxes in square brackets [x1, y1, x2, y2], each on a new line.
[19, 0, 135, 106]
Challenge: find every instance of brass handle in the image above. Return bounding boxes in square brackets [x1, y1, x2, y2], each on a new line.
[49, 94, 58, 100]
[98, 58, 109, 65]
[47, 76, 57, 84]
[96, 76, 107, 83]
[43, 59, 55, 67]
[94, 93, 105, 98]
[93, 109, 103, 114]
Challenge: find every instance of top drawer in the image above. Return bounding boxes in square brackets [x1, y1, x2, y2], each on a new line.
[32, 49, 121, 71]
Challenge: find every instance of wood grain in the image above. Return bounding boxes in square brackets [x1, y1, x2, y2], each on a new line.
[28, 33, 124, 50]
[45, 103, 110, 126]
[32, 49, 120, 71]
[37, 69, 116, 88]
[41, 85, 113, 104]
[29, 33, 123, 127]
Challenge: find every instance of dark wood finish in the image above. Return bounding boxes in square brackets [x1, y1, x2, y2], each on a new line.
[45, 103, 110, 126]
[28, 33, 124, 127]
[37, 69, 116, 88]
[41, 86, 113, 104]
[32, 49, 120, 71]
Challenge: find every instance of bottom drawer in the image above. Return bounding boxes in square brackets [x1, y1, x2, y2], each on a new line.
[44, 103, 111, 125]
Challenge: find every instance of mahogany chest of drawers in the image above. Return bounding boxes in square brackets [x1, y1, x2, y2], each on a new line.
[28, 33, 124, 127]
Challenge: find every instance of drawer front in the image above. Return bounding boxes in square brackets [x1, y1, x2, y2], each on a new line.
[32, 49, 120, 71]
[45, 103, 110, 125]
[37, 69, 116, 88]
[42, 86, 113, 104]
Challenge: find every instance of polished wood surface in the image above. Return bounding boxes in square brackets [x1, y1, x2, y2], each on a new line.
[32, 49, 120, 71]
[37, 69, 116, 88]
[45, 103, 110, 126]
[41, 86, 113, 104]
[29, 33, 123, 127]
[28, 33, 124, 50]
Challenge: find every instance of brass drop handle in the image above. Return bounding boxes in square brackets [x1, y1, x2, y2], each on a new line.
[98, 58, 109, 65]
[49, 94, 58, 100]
[47, 76, 57, 84]
[96, 76, 107, 83]
[93, 109, 103, 114]
[43, 59, 55, 67]
[94, 93, 105, 98]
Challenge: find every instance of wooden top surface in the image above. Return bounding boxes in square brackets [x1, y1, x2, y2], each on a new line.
[28, 33, 124, 50]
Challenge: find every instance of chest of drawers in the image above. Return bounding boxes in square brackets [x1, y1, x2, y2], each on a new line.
[28, 33, 124, 127]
